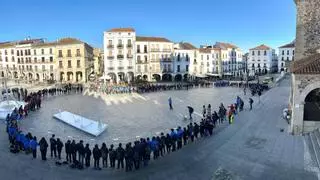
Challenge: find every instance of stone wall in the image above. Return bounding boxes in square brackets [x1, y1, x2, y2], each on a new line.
[291, 73, 320, 134]
[295, 0, 320, 61]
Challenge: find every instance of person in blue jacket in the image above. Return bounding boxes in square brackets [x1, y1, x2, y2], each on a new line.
[29, 136, 38, 158]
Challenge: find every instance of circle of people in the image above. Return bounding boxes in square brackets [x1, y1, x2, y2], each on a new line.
[5, 83, 261, 172]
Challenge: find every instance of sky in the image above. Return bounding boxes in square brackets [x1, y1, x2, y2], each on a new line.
[0, 0, 296, 52]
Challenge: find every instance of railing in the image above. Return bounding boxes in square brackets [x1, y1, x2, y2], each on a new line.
[75, 53, 81, 57]
[127, 44, 133, 48]
[161, 58, 172, 62]
[108, 67, 114, 70]
[150, 48, 160, 52]
[127, 54, 133, 59]
[127, 66, 133, 70]
[117, 55, 124, 59]
[107, 44, 114, 48]
[107, 56, 114, 60]
[118, 66, 124, 70]
[67, 54, 72, 57]
[117, 44, 124, 49]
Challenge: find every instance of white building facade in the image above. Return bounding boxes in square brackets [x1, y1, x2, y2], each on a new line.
[103, 28, 136, 83]
[248, 44, 278, 76]
[172, 42, 196, 81]
[278, 41, 295, 72]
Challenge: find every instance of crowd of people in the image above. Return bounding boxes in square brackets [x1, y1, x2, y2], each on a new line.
[5, 83, 255, 172]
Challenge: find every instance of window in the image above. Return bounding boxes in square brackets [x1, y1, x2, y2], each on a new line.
[108, 40, 112, 45]
[144, 45, 147, 53]
[118, 39, 122, 45]
[28, 49, 31, 55]
[144, 56, 147, 63]
[128, 39, 132, 46]
[34, 58, 37, 63]
[12, 57, 15, 62]
[77, 60, 81, 68]
[207, 55, 209, 60]
[17, 50, 20, 56]
[186, 65, 189, 72]
[42, 57, 45, 62]
[50, 65, 53, 71]
[5, 57, 8, 62]
[282, 50, 284, 55]
[252, 64, 255, 68]
[76, 49, 80, 56]
[281, 63, 284, 67]
[258, 51, 260, 56]
[293, 50, 295, 55]
[264, 51, 267, 55]
[17, 58, 20, 63]
[68, 60, 71, 68]
[25, 50, 28, 55]
[137, 45, 140, 53]
[252, 51, 255, 56]
[11, 49, 14, 55]
[287, 57, 289, 61]
[50, 48, 53, 54]
[137, 56, 141, 61]
[287, 50, 289, 55]
[177, 65, 180, 72]
[201, 55, 203, 60]
[4, 50, 7, 55]
[33, 49, 36, 55]
[67, 49, 71, 57]
[50, 57, 53, 62]
[58, 50, 63, 57]
[20, 50, 23, 56]
[42, 65, 45, 71]
[282, 57, 284, 61]
[41, 49, 44, 55]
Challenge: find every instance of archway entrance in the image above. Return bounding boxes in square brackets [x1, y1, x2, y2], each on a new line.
[76, 71, 83, 82]
[152, 74, 161, 82]
[67, 72, 73, 81]
[175, 74, 182, 82]
[108, 73, 117, 83]
[143, 75, 148, 81]
[60, 72, 65, 81]
[304, 88, 320, 121]
[162, 74, 172, 81]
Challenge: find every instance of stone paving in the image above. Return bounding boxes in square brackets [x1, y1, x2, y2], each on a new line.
[0, 75, 317, 180]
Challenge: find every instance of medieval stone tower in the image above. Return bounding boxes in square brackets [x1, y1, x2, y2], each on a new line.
[295, 0, 320, 61]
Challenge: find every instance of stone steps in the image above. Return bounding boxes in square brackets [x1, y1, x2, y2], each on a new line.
[304, 129, 320, 168]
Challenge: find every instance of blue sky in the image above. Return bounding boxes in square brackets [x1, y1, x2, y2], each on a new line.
[0, 0, 296, 52]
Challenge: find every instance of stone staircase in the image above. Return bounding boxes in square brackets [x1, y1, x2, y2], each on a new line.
[304, 129, 320, 169]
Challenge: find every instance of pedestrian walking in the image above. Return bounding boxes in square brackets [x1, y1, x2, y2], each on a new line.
[249, 98, 254, 110]
[29, 136, 38, 159]
[168, 97, 173, 110]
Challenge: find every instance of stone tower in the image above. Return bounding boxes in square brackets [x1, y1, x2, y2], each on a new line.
[295, 0, 320, 60]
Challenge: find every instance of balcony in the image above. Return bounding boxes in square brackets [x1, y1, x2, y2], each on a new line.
[75, 53, 81, 57]
[107, 44, 114, 48]
[117, 55, 124, 59]
[127, 54, 133, 59]
[150, 48, 160, 52]
[117, 44, 124, 49]
[107, 56, 114, 60]
[108, 67, 114, 71]
[67, 54, 72, 57]
[161, 58, 172, 62]
[162, 69, 173, 73]
[127, 44, 133, 48]
[127, 66, 133, 70]
[163, 49, 171, 52]
[118, 66, 124, 70]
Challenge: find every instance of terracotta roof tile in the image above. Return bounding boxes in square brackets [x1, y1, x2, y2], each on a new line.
[199, 48, 212, 53]
[279, 41, 295, 48]
[0, 42, 15, 48]
[215, 42, 238, 49]
[57, 38, 83, 45]
[136, 36, 171, 42]
[180, 42, 196, 50]
[250, 44, 271, 50]
[291, 53, 320, 74]
[107, 28, 135, 32]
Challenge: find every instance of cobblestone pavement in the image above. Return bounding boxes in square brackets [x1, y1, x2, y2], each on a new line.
[0, 75, 317, 180]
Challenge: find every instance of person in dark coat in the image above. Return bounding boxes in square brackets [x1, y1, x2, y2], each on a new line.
[65, 140, 71, 163]
[193, 123, 200, 138]
[133, 141, 140, 170]
[71, 140, 77, 163]
[49, 134, 57, 158]
[84, 144, 91, 167]
[100, 143, 108, 168]
[92, 144, 101, 169]
[116, 143, 125, 169]
[56, 138, 63, 160]
[165, 134, 171, 153]
[29, 136, 38, 159]
[77, 140, 85, 165]
[109, 144, 116, 168]
[125, 143, 133, 172]
[39, 137, 48, 161]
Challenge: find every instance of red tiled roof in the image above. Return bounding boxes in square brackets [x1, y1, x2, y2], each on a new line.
[180, 42, 196, 50]
[57, 38, 83, 45]
[0, 42, 15, 48]
[107, 28, 135, 32]
[215, 42, 238, 49]
[250, 44, 271, 50]
[291, 53, 320, 74]
[136, 36, 171, 42]
[33, 42, 57, 47]
[199, 48, 211, 53]
[279, 41, 295, 48]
